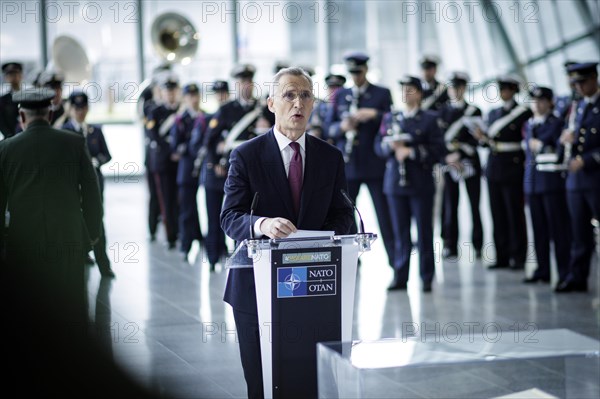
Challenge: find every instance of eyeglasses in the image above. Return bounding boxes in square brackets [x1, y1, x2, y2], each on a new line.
[279, 90, 315, 103]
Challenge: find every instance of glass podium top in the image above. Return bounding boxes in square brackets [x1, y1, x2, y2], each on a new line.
[226, 233, 377, 269]
[318, 329, 600, 369]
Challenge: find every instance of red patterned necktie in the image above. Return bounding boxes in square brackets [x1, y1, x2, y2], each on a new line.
[288, 142, 303, 215]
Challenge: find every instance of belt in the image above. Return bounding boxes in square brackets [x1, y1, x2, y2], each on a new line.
[492, 141, 522, 152]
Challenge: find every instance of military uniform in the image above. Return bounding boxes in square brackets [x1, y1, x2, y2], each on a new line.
[556, 62, 600, 292]
[326, 53, 396, 269]
[146, 78, 181, 248]
[202, 65, 261, 269]
[438, 72, 483, 257]
[523, 87, 570, 283]
[0, 62, 23, 139]
[376, 76, 444, 292]
[308, 74, 346, 142]
[62, 92, 115, 278]
[0, 88, 103, 325]
[170, 83, 206, 258]
[420, 56, 449, 112]
[482, 76, 532, 269]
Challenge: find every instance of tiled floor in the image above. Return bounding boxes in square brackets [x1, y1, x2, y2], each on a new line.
[82, 177, 599, 398]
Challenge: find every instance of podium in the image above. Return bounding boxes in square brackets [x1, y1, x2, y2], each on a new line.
[226, 233, 377, 399]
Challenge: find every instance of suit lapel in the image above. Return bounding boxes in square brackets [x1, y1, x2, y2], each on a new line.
[263, 131, 296, 219]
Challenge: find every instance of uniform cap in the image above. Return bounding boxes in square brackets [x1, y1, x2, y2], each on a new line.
[398, 75, 423, 92]
[68, 91, 88, 108]
[231, 64, 256, 79]
[343, 52, 370, 73]
[12, 88, 55, 109]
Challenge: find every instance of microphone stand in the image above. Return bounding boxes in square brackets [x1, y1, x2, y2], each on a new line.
[340, 189, 371, 252]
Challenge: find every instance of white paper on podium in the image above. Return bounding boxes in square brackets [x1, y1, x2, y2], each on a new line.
[493, 388, 559, 398]
[287, 230, 335, 239]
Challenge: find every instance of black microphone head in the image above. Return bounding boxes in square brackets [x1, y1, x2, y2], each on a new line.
[251, 192, 260, 211]
[340, 189, 354, 208]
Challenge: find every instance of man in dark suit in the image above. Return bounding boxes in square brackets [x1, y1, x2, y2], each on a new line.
[326, 52, 395, 272]
[0, 62, 23, 139]
[220, 67, 353, 399]
[0, 88, 103, 326]
[556, 62, 600, 293]
[62, 91, 115, 278]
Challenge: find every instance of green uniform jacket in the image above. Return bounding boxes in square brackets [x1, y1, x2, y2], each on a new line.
[0, 120, 103, 290]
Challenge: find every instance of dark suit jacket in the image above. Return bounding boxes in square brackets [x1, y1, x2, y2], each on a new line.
[220, 129, 354, 314]
[0, 120, 103, 272]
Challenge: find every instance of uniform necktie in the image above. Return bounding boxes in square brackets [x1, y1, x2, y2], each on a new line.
[288, 142, 303, 215]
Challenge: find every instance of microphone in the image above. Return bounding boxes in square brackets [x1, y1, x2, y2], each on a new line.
[249, 192, 260, 240]
[340, 189, 365, 234]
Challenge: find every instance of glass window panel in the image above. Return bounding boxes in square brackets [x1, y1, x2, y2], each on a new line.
[494, 1, 529, 62]
[556, 0, 587, 40]
[565, 37, 600, 61]
[588, 0, 600, 25]
[525, 60, 552, 88]
[547, 52, 571, 96]
[0, 0, 42, 85]
[538, 0, 562, 51]
[329, 1, 366, 66]
[45, 1, 138, 122]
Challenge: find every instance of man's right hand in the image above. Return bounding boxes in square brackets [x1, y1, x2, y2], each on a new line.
[259, 217, 298, 239]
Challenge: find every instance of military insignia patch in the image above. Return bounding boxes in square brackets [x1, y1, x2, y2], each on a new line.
[209, 118, 219, 129]
[146, 120, 156, 129]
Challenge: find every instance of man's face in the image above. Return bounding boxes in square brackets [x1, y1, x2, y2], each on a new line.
[52, 86, 63, 105]
[4, 70, 22, 88]
[574, 76, 598, 97]
[532, 97, 551, 116]
[448, 84, 466, 102]
[72, 106, 88, 123]
[349, 67, 367, 86]
[500, 87, 516, 102]
[422, 66, 436, 82]
[162, 87, 178, 104]
[216, 91, 230, 104]
[238, 77, 254, 100]
[268, 73, 314, 140]
[185, 93, 200, 109]
[402, 85, 422, 106]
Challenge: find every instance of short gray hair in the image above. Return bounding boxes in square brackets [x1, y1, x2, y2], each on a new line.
[269, 67, 313, 98]
[21, 106, 51, 121]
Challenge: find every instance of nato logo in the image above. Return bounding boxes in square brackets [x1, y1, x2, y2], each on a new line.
[277, 265, 336, 298]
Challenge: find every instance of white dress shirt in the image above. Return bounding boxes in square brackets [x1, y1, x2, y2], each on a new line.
[253, 128, 307, 237]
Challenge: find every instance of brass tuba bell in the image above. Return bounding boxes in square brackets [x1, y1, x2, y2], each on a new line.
[150, 12, 199, 64]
